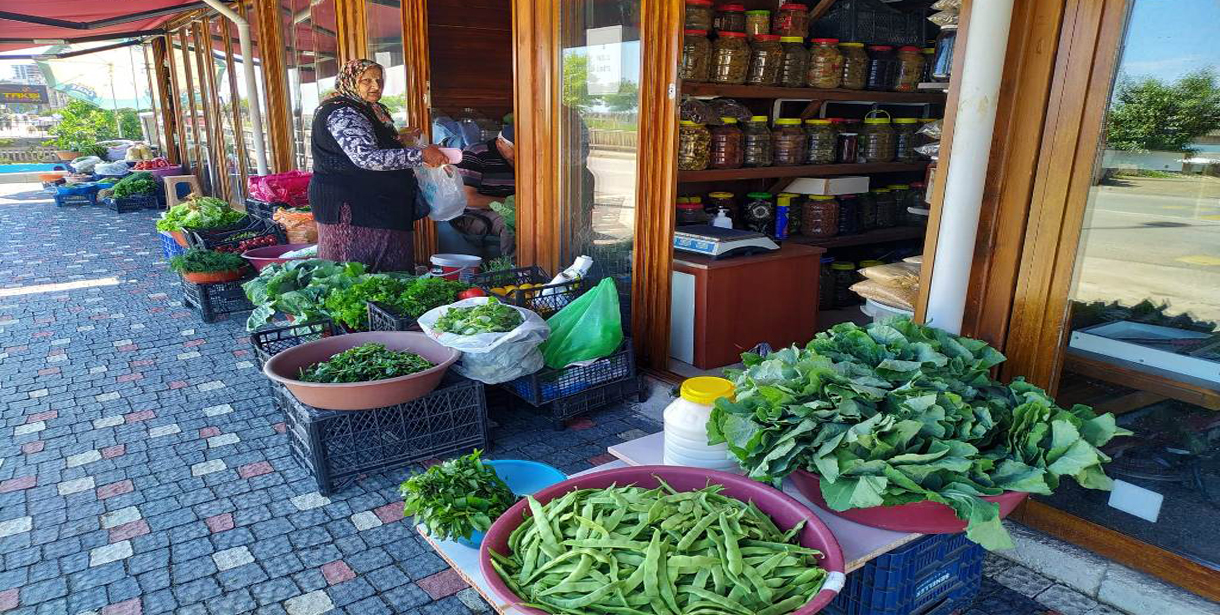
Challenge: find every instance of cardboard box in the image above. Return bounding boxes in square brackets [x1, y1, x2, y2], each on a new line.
[785, 176, 871, 195]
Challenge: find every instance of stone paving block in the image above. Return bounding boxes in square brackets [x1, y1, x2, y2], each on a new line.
[89, 540, 133, 567]
[191, 460, 227, 477]
[290, 492, 330, 511]
[0, 516, 32, 537]
[58, 476, 95, 496]
[416, 569, 467, 600]
[995, 564, 1056, 598]
[283, 590, 333, 615]
[212, 546, 255, 571]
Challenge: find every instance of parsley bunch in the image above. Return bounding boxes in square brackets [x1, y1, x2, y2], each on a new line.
[297, 343, 433, 383]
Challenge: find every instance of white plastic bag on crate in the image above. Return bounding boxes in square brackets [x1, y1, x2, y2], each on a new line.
[94, 161, 130, 177]
[414, 164, 467, 221]
[417, 297, 550, 384]
[70, 156, 102, 174]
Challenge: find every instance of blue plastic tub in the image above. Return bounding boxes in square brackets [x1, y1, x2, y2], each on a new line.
[455, 460, 566, 548]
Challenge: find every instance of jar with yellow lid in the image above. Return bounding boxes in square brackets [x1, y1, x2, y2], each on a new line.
[710, 117, 744, 169]
[921, 47, 936, 82]
[680, 30, 712, 82]
[872, 187, 898, 228]
[779, 37, 809, 88]
[742, 116, 772, 167]
[663, 377, 738, 470]
[860, 110, 896, 163]
[678, 121, 711, 170]
[745, 35, 783, 86]
[706, 191, 736, 217]
[711, 31, 750, 84]
[893, 118, 920, 162]
[803, 118, 836, 164]
[801, 194, 839, 238]
[831, 261, 858, 307]
[807, 38, 844, 89]
[839, 42, 868, 90]
[771, 118, 806, 166]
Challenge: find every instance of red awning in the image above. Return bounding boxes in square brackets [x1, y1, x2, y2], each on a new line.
[0, 1, 204, 53]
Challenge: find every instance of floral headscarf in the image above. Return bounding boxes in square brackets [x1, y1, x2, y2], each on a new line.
[326, 59, 395, 129]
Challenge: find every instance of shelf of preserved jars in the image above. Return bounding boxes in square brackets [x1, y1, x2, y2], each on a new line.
[677, 161, 929, 183]
[787, 225, 925, 249]
[681, 82, 947, 103]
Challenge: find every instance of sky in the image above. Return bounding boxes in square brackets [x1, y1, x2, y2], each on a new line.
[1115, 0, 1220, 81]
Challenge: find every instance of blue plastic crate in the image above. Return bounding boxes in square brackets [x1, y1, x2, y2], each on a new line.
[503, 338, 635, 406]
[160, 231, 187, 259]
[826, 533, 985, 615]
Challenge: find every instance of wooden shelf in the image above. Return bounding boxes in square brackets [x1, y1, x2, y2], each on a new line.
[682, 82, 948, 103]
[678, 162, 928, 183]
[788, 225, 925, 249]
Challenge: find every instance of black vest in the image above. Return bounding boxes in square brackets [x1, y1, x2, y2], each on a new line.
[308, 99, 421, 231]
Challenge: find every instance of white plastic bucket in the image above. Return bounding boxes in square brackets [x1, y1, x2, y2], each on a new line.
[430, 253, 482, 281]
[861, 298, 914, 323]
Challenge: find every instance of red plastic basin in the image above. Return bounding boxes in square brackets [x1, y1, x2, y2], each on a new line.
[791, 469, 1029, 534]
[241, 243, 315, 271]
[479, 465, 846, 615]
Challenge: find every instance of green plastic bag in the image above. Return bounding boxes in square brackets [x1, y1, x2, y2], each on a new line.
[540, 278, 624, 369]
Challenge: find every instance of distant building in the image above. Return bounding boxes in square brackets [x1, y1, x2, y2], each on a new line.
[9, 64, 42, 84]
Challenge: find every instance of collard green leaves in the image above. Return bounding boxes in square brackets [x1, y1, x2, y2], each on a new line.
[400, 450, 517, 542]
[708, 319, 1130, 550]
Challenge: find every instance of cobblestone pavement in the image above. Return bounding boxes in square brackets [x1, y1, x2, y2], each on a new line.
[0, 184, 1119, 615]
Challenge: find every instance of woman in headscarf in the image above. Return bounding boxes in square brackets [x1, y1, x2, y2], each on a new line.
[308, 59, 448, 272]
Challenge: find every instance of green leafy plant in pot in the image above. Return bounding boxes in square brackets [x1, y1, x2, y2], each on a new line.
[170, 249, 249, 284]
[400, 450, 516, 546]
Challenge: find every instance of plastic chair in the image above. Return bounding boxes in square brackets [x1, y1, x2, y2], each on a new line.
[163, 175, 203, 209]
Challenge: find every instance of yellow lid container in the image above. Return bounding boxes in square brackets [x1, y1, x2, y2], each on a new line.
[680, 377, 735, 405]
[780, 36, 804, 43]
[721, 117, 738, 124]
[804, 118, 832, 125]
[749, 115, 769, 122]
[808, 194, 836, 200]
[775, 118, 801, 125]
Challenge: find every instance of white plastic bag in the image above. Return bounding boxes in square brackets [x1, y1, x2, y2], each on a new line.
[414, 164, 467, 221]
[70, 156, 102, 174]
[94, 161, 130, 176]
[417, 297, 551, 384]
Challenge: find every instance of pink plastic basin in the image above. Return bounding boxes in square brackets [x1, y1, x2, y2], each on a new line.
[242, 243, 315, 271]
[791, 469, 1029, 534]
[479, 465, 845, 615]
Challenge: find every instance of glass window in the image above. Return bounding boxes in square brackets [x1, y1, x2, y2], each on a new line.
[284, 0, 340, 168]
[367, 0, 407, 127]
[236, 0, 273, 177]
[213, 18, 247, 202]
[1049, 0, 1220, 568]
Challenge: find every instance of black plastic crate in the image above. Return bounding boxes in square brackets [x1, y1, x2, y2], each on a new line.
[276, 373, 489, 495]
[102, 194, 157, 213]
[366, 301, 419, 332]
[186, 215, 285, 253]
[547, 376, 645, 425]
[182, 275, 256, 323]
[54, 191, 96, 207]
[244, 197, 287, 219]
[468, 266, 592, 320]
[250, 319, 339, 369]
[826, 533, 985, 615]
[815, 0, 930, 47]
[504, 338, 636, 406]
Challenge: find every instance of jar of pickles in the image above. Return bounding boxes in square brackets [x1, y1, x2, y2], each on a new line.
[839, 42, 869, 90]
[678, 121, 711, 171]
[706, 191, 736, 218]
[837, 126, 860, 164]
[710, 118, 744, 169]
[743, 192, 775, 234]
[886, 184, 911, 221]
[779, 192, 801, 235]
[894, 46, 925, 92]
[819, 257, 836, 310]
[831, 261, 858, 307]
[865, 45, 899, 91]
[807, 38, 843, 89]
[803, 119, 836, 164]
[772, 118, 806, 166]
[774, 3, 809, 38]
[801, 195, 838, 238]
[745, 35, 783, 86]
[779, 37, 809, 88]
[711, 32, 750, 84]
[745, 10, 770, 40]
[857, 190, 877, 230]
[684, 0, 713, 30]
[860, 111, 896, 163]
[680, 30, 712, 82]
[872, 187, 897, 228]
[906, 182, 927, 224]
[893, 118, 920, 163]
[714, 3, 746, 33]
[742, 116, 772, 167]
[836, 193, 860, 236]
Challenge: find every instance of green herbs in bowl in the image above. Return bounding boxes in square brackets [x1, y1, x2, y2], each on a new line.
[401, 450, 516, 542]
[298, 342, 434, 383]
[169, 249, 247, 274]
[434, 298, 524, 335]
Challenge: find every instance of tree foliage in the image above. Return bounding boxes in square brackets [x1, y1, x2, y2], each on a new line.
[44, 99, 118, 151]
[1106, 69, 1220, 153]
[118, 109, 142, 140]
[562, 53, 640, 114]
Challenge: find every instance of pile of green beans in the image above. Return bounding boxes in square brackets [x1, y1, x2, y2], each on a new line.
[487, 481, 829, 615]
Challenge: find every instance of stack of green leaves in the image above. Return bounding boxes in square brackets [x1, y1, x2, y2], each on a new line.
[488, 481, 828, 615]
[297, 342, 432, 383]
[708, 319, 1130, 549]
[397, 277, 470, 318]
[156, 196, 246, 232]
[401, 450, 516, 542]
[168, 249, 246, 274]
[243, 259, 368, 330]
[109, 172, 156, 199]
[323, 275, 414, 330]
[434, 297, 523, 335]
[489, 195, 516, 231]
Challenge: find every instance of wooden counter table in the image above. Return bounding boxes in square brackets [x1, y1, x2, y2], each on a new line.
[670, 242, 825, 370]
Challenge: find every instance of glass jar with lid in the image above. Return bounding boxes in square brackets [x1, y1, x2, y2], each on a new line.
[839, 42, 869, 90]
[886, 184, 911, 223]
[774, 3, 809, 38]
[714, 3, 746, 33]
[807, 38, 844, 89]
[803, 119, 836, 164]
[709, 118, 744, 169]
[857, 190, 878, 230]
[779, 37, 809, 88]
[831, 261, 858, 307]
[742, 116, 772, 167]
[872, 187, 898, 228]
[771, 118, 806, 166]
[745, 35, 783, 86]
[743, 192, 775, 235]
[865, 45, 899, 91]
[819, 257, 836, 310]
[921, 47, 936, 83]
[779, 192, 801, 235]
[860, 110, 896, 163]
[678, 121, 711, 171]
[894, 46, 925, 92]
[836, 193, 860, 236]
[893, 118, 920, 162]
[711, 32, 750, 84]
[745, 10, 770, 40]
[706, 191, 736, 218]
[906, 182, 927, 224]
[680, 30, 712, 82]
[801, 195, 839, 238]
[836, 125, 860, 164]
[684, 0, 713, 30]
[676, 199, 706, 226]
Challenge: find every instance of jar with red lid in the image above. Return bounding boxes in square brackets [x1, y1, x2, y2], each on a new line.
[709, 117, 744, 169]
[774, 3, 809, 38]
[807, 38, 843, 89]
[680, 30, 712, 82]
[894, 46, 925, 92]
[746, 35, 783, 86]
[865, 45, 899, 91]
[711, 31, 750, 84]
[714, 3, 746, 33]
[684, 0, 713, 30]
[801, 195, 839, 238]
[676, 199, 707, 226]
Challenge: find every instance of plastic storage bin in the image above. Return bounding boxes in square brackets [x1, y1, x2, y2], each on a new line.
[182, 275, 255, 323]
[186, 216, 286, 252]
[366, 301, 419, 332]
[159, 231, 187, 259]
[103, 194, 157, 213]
[54, 184, 99, 207]
[275, 372, 489, 495]
[244, 197, 287, 219]
[826, 532, 985, 615]
[469, 265, 592, 320]
[250, 320, 340, 369]
[815, 0, 929, 47]
[502, 339, 645, 426]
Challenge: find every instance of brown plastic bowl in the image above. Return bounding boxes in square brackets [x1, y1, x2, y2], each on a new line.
[263, 331, 460, 410]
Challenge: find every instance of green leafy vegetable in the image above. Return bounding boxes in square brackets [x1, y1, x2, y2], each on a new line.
[708, 319, 1131, 550]
[156, 196, 246, 232]
[242, 259, 368, 330]
[323, 275, 414, 331]
[487, 480, 828, 615]
[110, 172, 156, 199]
[169, 249, 247, 274]
[434, 297, 523, 335]
[297, 342, 433, 383]
[400, 450, 516, 542]
[398, 277, 470, 318]
[488, 194, 515, 231]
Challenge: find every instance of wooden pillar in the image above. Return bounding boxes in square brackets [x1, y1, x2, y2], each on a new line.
[512, 0, 560, 275]
[335, 0, 369, 64]
[402, 0, 437, 263]
[252, 0, 295, 172]
[151, 37, 181, 166]
[220, 18, 250, 198]
[194, 20, 229, 200]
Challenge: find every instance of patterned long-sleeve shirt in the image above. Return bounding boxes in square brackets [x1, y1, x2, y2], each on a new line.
[326, 106, 423, 170]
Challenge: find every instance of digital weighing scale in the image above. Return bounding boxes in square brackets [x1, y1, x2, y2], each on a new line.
[673, 225, 780, 259]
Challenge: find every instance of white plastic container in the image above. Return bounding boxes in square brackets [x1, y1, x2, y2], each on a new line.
[860, 298, 915, 323]
[663, 377, 739, 471]
[430, 253, 482, 281]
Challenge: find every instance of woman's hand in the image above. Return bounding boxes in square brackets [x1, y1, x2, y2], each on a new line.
[421, 145, 449, 168]
[397, 127, 422, 147]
